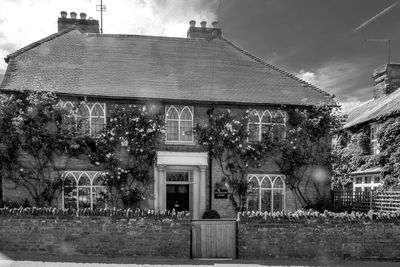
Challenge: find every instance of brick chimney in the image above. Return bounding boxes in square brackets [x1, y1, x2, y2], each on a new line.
[57, 11, 99, 33]
[187, 20, 222, 39]
[373, 63, 400, 98]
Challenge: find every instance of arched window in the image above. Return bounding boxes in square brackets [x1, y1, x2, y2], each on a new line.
[92, 173, 107, 209]
[246, 174, 286, 212]
[77, 102, 91, 134]
[63, 101, 74, 113]
[63, 172, 77, 209]
[91, 103, 106, 134]
[62, 171, 107, 209]
[248, 109, 286, 142]
[62, 101, 106, 135]
[165, 105, 194, 142]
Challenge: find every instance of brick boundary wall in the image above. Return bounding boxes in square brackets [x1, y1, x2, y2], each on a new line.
[0, 216, 191, 258]
[238, 220, 400, 260]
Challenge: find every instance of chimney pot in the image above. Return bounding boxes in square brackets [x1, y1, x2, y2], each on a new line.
[70, 12, 77, 19]
[212, 21, 218, 28]
[60, 11, 67, 18]
[189, 20, 196, 27]
[79, 12, 87, 20]
[200, 21, 207, 28]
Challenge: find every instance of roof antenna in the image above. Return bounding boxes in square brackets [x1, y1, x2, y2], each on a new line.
[96, 0, 106, 34]
[366, 39, 391, 64]
[217, 0, 222, 27]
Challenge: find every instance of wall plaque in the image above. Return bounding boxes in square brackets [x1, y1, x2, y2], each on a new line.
[214, 188, 228, 199]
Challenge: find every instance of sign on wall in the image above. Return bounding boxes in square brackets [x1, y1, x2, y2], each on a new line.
[214, 188, 229, 199]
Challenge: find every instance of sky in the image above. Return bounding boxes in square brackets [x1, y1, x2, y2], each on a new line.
[1, 0, 400, 112]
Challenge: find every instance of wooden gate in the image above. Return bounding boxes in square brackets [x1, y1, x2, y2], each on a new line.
[191, 219, 237, 259]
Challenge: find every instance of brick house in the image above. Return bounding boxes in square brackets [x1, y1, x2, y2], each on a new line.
[342, 63, 400, 191]
[0, 12, 333, 218]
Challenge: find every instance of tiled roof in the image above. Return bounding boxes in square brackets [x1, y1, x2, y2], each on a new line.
[350, 167, 381, 175]
[344, 88, 400, 128]
[1, 28, 333, 106]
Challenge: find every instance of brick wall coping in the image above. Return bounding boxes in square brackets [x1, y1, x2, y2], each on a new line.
[238, 209, 400, 224]
[0, 207, 190, 219]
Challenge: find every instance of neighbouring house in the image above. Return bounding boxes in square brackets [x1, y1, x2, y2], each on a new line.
[0, 11, 333, 218]
[342, 63, 400, 191]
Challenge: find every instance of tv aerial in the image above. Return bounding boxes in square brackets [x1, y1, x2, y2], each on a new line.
[354, 1, 400, 64]
[96, 0, 106, 34]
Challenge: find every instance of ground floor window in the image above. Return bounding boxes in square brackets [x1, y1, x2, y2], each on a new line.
[247, 174, 286, 212]
[62, 171, 107, 209]
[352, 174, 381, 191]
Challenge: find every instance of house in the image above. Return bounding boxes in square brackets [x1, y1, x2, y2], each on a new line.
[0, 11, 333, 218]
[343, 63, 400, 191]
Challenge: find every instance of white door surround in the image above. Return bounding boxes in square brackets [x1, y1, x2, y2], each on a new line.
[155, 151, 208, 219]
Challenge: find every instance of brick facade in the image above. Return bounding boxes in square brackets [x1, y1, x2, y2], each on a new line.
[0, 215, 190, 258]
[3, 100, 331, 218]
[239, 219, 400, 260]
[1, 214, 400, 260]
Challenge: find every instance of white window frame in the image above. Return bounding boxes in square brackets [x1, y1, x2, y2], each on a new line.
[62, 171, 107, 210]
[165, 105, 194, 143]
[62, 101, 106, 135]
[370, 124, 380, 156]
[247, 110, 286, 142]
[246, 174, 286, 212]
[352, 174, 382, 192]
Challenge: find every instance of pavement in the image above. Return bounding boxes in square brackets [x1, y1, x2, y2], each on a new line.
[1, 253, 399, 267]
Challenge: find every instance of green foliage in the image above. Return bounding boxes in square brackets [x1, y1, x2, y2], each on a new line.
[194, 109, 266, 211]
[264, 104, 345, 207]
[0, 91, 85, 206]
[331, 131, 370, 189]
[88, 104, 164, 208]
[332, 117, 400, 190]
[195, 105, 343, 210]
[202, 209, 220, 219]
[0, 94, 22, 207]
[374, 118, 400, 188]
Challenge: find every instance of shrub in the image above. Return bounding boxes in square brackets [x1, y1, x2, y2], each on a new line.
[202, 209, 220, 219]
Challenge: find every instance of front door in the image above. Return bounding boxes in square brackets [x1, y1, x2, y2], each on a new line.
[166, 184, 189, 212]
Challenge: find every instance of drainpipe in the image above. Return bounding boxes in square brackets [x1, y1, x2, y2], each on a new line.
[208, 152, 212, 210]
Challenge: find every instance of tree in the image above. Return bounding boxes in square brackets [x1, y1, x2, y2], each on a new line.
[0, 91, 85, 206]
[194, 109, 266, 211]
[87, 104, 164, 208]
[331, 130, 370, 189]
[264, 105, 345, 208]
[0, 94, 22, 207]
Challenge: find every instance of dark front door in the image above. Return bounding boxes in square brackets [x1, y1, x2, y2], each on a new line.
[166, 184, 189, 212]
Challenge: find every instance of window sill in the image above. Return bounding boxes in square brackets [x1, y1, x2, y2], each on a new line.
[165, 141, 196, 146]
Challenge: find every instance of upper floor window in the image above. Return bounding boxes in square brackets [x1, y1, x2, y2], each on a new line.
[165, 105, 194, 143]
[248, 110, 286, 142]
[370, 124, 380, 155]
[63, 101, 106, 135]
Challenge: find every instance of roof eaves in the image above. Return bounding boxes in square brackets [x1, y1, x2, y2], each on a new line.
[4, 26, 79, 63]
[220, 36, 335, 105]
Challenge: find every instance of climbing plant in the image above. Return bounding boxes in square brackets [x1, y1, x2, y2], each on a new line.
[88, 104, 164, 208]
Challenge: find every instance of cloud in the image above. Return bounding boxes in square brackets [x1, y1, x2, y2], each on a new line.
[296, 61, 365, 92]
[0, 0, 218, 73]
[296, 60, 375, 109]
